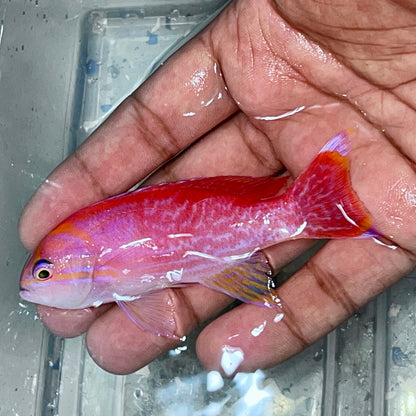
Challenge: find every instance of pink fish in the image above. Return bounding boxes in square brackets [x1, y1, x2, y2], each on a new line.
[20, 131, 379, 337]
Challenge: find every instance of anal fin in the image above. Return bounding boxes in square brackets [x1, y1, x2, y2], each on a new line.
[202, 251, 280, 308]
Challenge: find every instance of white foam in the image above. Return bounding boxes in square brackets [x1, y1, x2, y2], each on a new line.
[220, 345, 244, 377]
[233, 370, 275, 416]
[206, 371, 224, 392]
[168, 346, 188, 357]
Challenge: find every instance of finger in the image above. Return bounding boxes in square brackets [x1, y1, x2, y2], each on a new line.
[18, 21, 238, 251]
[37, 304, 112, 338]
[273, 0, 416, 161]
[84, 239, 315, 374]
[85, 286, 231, 375]
[143, 97, 379, 188]
[254, 115, 416, 251]
[194, 123, 416, 374]
[196, 238, 416, 375]
[145, 112, 284, 185]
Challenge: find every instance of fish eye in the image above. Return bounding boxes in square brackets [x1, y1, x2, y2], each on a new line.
[33, 260, 53, 280]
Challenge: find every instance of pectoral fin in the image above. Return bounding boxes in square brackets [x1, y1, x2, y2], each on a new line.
[115, 290, 177, 338]
[201, 251, 280, 307]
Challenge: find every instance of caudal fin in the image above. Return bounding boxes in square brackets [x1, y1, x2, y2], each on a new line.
[286, 131, 380, 239]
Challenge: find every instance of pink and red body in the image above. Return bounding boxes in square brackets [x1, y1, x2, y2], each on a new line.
[20, 131, 379, 337]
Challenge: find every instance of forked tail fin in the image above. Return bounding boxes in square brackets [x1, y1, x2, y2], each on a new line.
[286, 131, 380, 239]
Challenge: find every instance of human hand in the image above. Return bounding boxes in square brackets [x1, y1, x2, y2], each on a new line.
[19, 0, 415, 375]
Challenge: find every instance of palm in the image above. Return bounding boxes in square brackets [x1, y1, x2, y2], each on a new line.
[19, 0, 415, 374]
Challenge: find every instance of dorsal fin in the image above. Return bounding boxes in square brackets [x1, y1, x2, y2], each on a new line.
[181, 175, 291, 199]
[134, 175, 292, 205]
[93, 175, 292, 214]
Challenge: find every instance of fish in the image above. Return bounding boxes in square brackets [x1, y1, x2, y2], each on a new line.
[20, 131, 380, 337]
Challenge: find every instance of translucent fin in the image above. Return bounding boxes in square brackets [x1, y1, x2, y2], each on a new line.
[285, 130, 381, 239]
[115, 290, 177, 338]
[319, 130, 352, 156]
[201, 251, 279, 308]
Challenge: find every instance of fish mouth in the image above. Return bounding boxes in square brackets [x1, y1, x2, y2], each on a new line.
[19, 289, 31, 302]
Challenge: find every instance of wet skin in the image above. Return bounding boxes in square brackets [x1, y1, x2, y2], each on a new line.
[19, 0, 415, 375]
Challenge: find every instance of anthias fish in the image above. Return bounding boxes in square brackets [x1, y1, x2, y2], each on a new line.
[20, 131, 379, 337]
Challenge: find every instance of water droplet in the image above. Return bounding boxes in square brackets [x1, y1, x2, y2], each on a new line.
[273, 313, 284, 323]
[251, 321, 267, 337]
